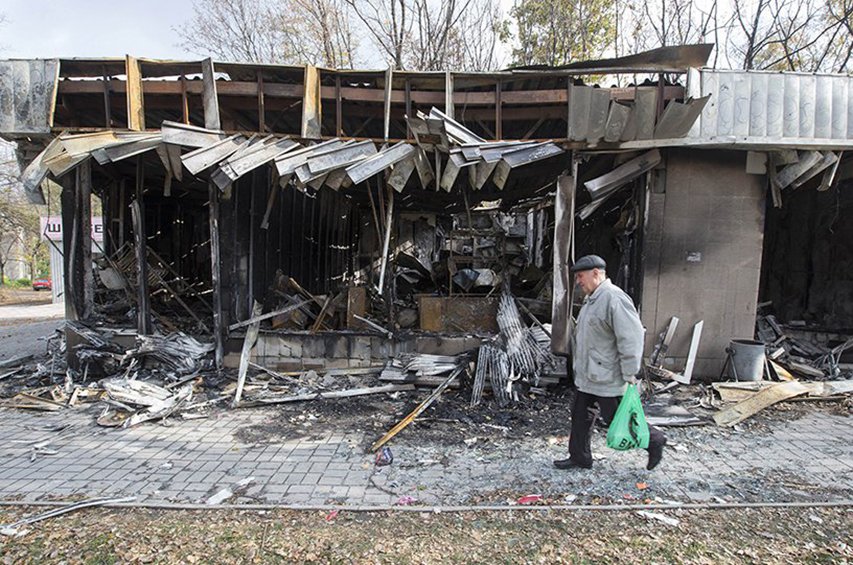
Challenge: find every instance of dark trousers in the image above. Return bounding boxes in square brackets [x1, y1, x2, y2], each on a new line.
[568, 390, 666, 468]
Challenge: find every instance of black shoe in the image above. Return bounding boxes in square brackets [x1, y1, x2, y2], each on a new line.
[553, 458, 592, 470]
[647, 439, 667, 470]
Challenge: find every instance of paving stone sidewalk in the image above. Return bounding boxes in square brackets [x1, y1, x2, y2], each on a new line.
[0, 403, 850, 507]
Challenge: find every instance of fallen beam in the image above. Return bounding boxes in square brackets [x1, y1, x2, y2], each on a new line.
[371, 366, 464, 451]
[713, 381, 810, 426]
[246, 384, 415, 406]
[228, 299, 313, 332]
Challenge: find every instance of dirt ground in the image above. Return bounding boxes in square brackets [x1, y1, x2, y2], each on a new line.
[0, 505, 849, 563]
[0, 288, 52, 307]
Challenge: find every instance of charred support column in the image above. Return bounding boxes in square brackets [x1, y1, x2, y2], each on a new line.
[550, 160, 577, 357]
[60, 161, 94, 368]
[209, 182, 225, 369]
[131, 158, 151, 335]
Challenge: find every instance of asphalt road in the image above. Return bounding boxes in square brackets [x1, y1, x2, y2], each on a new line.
[0, 301, 64, 362]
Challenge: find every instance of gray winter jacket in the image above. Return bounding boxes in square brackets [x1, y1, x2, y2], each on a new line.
[571, 279, 645, 397]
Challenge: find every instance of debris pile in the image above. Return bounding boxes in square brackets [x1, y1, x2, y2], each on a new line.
[379, 353, 468, 387]
[756, 312, 853, 380]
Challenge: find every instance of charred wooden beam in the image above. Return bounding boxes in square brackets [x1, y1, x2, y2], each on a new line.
[302, 65, 322, 139]
[125, 55, 145, 131]
[201, 58, 221, 130]
[131, 159, 151, 335]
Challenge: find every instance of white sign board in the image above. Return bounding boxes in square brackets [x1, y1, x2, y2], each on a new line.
[40, 216, 104, 243]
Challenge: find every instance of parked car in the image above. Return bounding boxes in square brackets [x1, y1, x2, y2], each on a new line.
[32, 278, 51, 291]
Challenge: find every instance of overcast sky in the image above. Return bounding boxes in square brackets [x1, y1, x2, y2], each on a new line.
[0, 1, 515, 64]
[1, 0, 201, 59]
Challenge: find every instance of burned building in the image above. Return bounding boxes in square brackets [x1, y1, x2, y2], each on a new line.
[1, 44, 851, 385]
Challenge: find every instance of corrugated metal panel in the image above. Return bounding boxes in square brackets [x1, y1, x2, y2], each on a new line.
[0, 59, 59, 134]
[696, 69, 853, 144]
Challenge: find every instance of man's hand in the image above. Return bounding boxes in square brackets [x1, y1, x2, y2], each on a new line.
[624, 375, 640, 384]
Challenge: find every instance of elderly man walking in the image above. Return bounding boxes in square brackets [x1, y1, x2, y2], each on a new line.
[554, 254, 667, 471]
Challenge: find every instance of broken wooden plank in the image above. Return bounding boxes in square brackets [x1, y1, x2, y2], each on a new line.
[681, 320, 703, 384]
[125, 55, 145, 131]
[784, 360, 825, 379]
[353, 314, 393, 339]
[769, 360, 795, 381]
[302, 65, 322, 139]
[233, 301, 263, 408]
[0, 354, 33, 369]
[371, 367, 464, 451]
[201, 58, 221, 130]
[4, 393, 64, 411]
[377, 184, 394, 294]
[713, 381, 810, 426]
[260, 184, 279, 230]
[247, 384, 415, 406]
[649, 316, 679, 367]
[227, 298, 313, 332]
[550, 172, 575, 356]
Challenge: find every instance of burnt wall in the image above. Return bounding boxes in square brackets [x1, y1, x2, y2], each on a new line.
[759, 176, 853, 330]
[641, 149, 766, 379]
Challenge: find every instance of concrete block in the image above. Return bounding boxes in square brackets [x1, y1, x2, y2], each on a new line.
[323, 358, 349, 370]
[325, 335, 349, 358]
[302, 358, 326, 370]
[272, 360, 303, 372]
[349, 336, 371, 361]
[302, 336, 326, 358]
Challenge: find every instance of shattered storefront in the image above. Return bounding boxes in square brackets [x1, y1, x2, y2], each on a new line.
[1, 45, 852, 412]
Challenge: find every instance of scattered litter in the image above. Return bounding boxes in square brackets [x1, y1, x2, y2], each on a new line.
[636, 510, 680, 527]
[0, 496, 135, 537]
[206, 477, 255, 505]
[395, 496, 417, 506]
[374, 447, 394, 467]
[516, 494, 543, 505]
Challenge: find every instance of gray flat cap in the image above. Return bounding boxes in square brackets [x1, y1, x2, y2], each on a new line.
[570, 254, 606, 273]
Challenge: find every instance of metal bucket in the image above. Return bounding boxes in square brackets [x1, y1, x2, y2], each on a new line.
[729, 339, 765, 381]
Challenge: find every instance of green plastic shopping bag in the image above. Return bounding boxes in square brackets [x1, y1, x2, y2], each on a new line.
[606, 384, 650, 451]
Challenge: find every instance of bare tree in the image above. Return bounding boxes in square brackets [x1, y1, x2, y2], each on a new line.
[281, 0, 358, 67]
[343, 0, 410, 69]
[175, 0, 358, 67]
[726, 0, 852, 71]
[176, 0, 292, 63]
[407, 0, 504, 70]
[345, 0, 504, 70]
